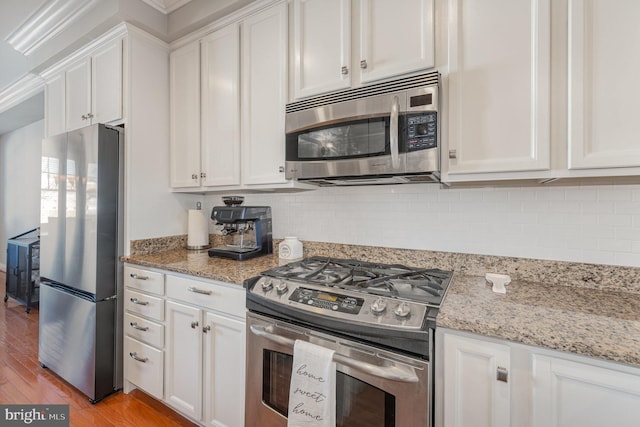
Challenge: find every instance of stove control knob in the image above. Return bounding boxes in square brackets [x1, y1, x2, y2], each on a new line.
[370, 298, 387, 315]
[261, 279, 273, 292]
[275, 281, 288, 295]
[394, 302, 411, 318]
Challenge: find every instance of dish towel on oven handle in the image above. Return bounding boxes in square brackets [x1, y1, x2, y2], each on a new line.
[288, 339, 336, 427]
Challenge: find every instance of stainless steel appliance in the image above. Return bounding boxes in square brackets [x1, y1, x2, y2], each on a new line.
[38, 124, 123, 403]
[208, 203, 273, 261]
[285, 72, 440, 186]
[245, 257, 453, 426]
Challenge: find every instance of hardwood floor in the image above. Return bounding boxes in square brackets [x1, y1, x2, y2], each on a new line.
[0, 271, 197, 427]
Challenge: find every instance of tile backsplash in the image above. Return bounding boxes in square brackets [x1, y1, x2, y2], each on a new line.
[204, 183, 640, 267]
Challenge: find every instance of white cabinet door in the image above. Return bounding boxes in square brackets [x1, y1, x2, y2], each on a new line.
[442, 332, 511, 427]
[568, 0, 640, 169]
[45, 74, 65, 137]
[532, 354, 640, 427]
[203, 312, 246, 427]
[91, 39, 123, 125]
[201, 24, 241, 187]
[170, 41, 201, 188]
[359, 0, 434, 84]
[293, 0, 351, 99]
[165, 300, 202, 420]
[241, 3, 289, 185]
[65, 57, 91, 132]
[447, 0, 551, 175]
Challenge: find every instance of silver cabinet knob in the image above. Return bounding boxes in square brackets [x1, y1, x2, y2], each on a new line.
[449, 149, 457, 159]
[360, 59, 368, 69]
[191, 174, 198, 180]
[278, 166, 285, 173]
[341, 66, 349, 75]
[203, 325, 211, 333]
[200, 172, 206, 178]
[191, 321, 199, 329]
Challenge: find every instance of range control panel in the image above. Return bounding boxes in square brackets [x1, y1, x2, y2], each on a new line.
[289, 287, 364, 314]
[250, 276, 428, 329]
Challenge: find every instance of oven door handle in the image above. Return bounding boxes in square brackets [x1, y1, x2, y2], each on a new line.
[390, 95, 400, 169]
[249, 324, 420, 383]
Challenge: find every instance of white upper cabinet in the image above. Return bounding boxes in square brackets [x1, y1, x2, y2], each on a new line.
[169, 41, 202, 188]
[241, 2, 289, 185]
[65, 57, 92, 132]
[201, 24, 241, 187]
[568, 0, 640, 169]
[359, 0, 435, 84]
[292, 0, 434, 100]
[45, 74, 65, 137]
[65, 40, 123, 132]
[292, 0, 352, 99]
[446, 0, 551, 176]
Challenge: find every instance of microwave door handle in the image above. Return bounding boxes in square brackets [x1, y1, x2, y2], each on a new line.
[390, 95, 400, 169]
[249, 324, 419, 383]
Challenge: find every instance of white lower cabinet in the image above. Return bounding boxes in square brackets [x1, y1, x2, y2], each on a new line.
[122, 265, 246, 427]
[437, 328, 640, 427]
[532, 355, 640, 427]
[123, 265, 166, 400]
[441, 331, 510, 427]
[164, 274, 246, 427]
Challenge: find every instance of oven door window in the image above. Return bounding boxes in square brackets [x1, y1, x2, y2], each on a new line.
[287, 118, 390, 161]
[263, 350, 396, 427]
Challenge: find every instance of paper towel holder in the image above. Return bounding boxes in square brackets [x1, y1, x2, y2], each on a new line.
[187, 202, 211, 251]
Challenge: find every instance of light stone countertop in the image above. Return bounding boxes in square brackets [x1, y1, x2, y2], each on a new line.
[123, 238, 640, 368]
[437, 274, 640, 367]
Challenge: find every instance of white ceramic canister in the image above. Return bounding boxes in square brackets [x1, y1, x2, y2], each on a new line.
[279, 237, 303, 260]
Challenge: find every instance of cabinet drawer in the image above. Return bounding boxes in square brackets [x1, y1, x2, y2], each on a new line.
[124, 312, 164, 348]
[124, 265, 165, 295]
[166, 275, 245, 318]
[125, 336, 163, 399]
[125, 289, 164, 321]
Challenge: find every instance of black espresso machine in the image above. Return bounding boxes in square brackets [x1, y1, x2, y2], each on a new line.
[208, 203, 273, 261]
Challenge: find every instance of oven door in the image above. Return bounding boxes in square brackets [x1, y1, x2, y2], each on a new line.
[246, 312, 431, 427]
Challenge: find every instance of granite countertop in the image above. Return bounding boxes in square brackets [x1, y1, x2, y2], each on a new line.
[123, 241, 640, 368]
[122, 248, 281, 286]
[438, 274, 640, 368]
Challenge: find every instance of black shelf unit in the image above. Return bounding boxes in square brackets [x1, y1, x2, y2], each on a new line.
[5, 228, 40, 313]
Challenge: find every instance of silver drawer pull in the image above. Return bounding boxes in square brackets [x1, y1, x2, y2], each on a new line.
[130, 322, 149, 331]
[187, 286, 212, 295]
[129, 352, 148, 363]
[130, 273, 149, 280]
[130, 298, 149, 306]
[496, 366, 509, 383]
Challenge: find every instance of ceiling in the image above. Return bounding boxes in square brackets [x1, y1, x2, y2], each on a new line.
[0, 0, 254, 136]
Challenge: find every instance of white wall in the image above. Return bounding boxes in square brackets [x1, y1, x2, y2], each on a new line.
[0, 120, 44, 268]
[205, 183, 640, 268]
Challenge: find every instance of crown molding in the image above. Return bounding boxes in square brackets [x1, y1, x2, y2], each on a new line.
[4, 0, 100, 56]
[0, 74, 44, 114]
[140, 0, 193, 14]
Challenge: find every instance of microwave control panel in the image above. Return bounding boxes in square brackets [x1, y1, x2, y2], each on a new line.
[407, 112, 437, 152]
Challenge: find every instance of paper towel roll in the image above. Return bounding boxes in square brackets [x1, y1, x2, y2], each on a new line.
[187, 209, 209, 250]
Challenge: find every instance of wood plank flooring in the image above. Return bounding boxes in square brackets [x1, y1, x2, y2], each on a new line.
[0, 271, 197, 427]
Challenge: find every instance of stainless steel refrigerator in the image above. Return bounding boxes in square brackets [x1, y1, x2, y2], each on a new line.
[38, 123, 123, 403]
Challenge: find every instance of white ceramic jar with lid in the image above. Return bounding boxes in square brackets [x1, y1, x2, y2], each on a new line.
[279, 237, 303, 260]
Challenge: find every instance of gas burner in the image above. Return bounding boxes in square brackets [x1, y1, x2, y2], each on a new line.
[262, 257, 452, 306]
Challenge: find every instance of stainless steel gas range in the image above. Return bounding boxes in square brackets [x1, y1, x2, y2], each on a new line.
[244, 256, 453, 427]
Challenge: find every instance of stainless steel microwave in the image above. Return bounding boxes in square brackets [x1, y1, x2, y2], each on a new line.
[285, 72, 440, 186]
